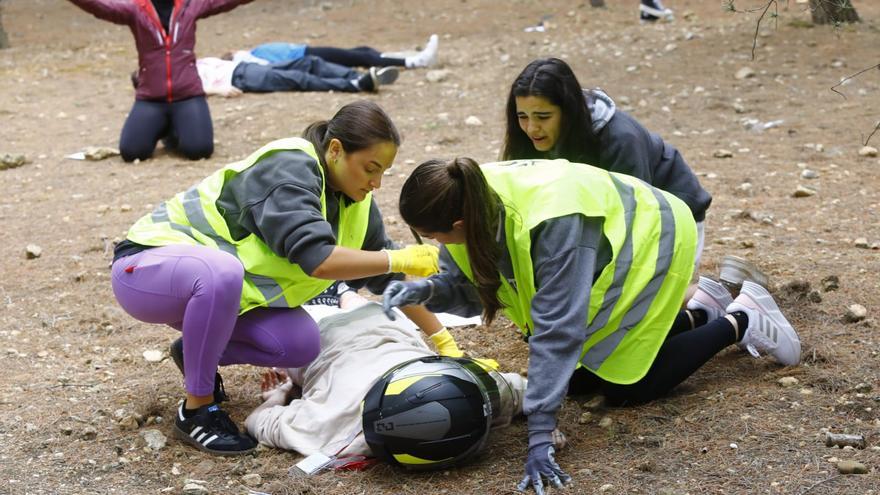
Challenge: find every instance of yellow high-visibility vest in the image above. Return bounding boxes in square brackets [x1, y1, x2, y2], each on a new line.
[126, 137, 371, 313]
[447, 159, 696, 384]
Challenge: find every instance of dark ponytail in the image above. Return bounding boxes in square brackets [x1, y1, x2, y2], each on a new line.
[399, 157, 503, 323]
[302, 100, 401, 167]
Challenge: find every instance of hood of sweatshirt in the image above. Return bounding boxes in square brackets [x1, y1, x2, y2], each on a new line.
[584, 88, 617, 134]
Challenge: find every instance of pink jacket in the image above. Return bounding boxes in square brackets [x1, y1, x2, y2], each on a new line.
[68, 0, 253, 102]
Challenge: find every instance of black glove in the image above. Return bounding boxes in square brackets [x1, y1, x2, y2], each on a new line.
[381, 280, 433, 320]
[516, 441, 571, 494]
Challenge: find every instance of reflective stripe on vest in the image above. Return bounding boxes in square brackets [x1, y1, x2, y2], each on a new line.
[446, 159, 696, 384]
[126, 137, 372, 313]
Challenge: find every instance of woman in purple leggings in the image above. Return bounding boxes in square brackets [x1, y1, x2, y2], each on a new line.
[111, 101, 446, 455]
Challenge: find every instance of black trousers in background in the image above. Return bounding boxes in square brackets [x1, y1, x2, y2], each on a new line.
[232, 56, 361, 93]
[305, 46, 405, 68]
[568, 311, 737, 406]
[119, 95, 213, 162]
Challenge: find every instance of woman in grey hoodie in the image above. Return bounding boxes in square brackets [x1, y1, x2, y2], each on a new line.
[501, 57, 712, 263]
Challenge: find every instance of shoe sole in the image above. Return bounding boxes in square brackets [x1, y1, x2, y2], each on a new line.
[172, 423, 256, 456]
[720, 255, 769, 289]
[739, 281, 801, 364]
[375, 67, 399, 85]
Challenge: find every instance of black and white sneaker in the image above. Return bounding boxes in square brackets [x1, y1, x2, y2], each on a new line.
[169, 338, 229, 403]
[640, 0, 673, 22]
[306, 281, 356, 307]
[173, 402, 257, 456]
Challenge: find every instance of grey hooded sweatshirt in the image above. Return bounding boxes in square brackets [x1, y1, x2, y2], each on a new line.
[583, 89, 712, 222]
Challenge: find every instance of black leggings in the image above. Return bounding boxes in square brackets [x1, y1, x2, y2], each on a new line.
[119, 96, 213, 162]
[304, 46, 405, 68]
[568, 311, 736, 406]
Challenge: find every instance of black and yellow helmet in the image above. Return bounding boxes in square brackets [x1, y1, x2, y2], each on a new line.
[361, 356, 501, 470]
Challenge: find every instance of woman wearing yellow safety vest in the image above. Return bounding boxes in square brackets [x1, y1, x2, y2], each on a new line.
[110, 101, 460, 456]
[382, 157, 801, 494]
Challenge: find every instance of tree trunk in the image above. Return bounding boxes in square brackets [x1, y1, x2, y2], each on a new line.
[809, 0, 860, 24]
[0, 1, 9, 49]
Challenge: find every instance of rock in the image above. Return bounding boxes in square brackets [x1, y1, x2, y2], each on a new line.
[778, 377, 799, 387]
[425, 70, 450, 83]
[25, 244, 42, 259]
[801, 169, 819, 179]
[464, 116, 483, 126]
[598, 416, 613, 429]
[793, 185, 816, 197]
[81, 427, 98, 441]
[852, 382, 872, 393]
[854, 238, 869, 249]
[836, 460, 868, 474]
[732, 102, 747, 113]
[83, 146, 120, 161]
[182, 482, 209, 495]
[735, 67, 756, 80]
[808, 290, 822, 303]
[713, 149, 733, 158]
[858, 146, 878, 157]
[821, 275, 840, 292]
[191, 459, 215, 477]
[843, 304, 867, 323]
[599, 484, 614, 492]
[241, 474, 262, 487]
[578, 412, 593, 424]
[0, 153, 29, 170]
[582, 396, 605, 410]
[117, 415, 140, 431]
[141, 429, 167, 451]
[143, 349, 164, 363]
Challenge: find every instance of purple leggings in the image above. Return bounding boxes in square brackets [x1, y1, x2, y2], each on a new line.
[111, 244, 321, 397]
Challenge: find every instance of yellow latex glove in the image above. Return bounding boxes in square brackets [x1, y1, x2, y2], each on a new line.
[472, 358, 500, 371]
[384, 244, 439, 277]
[429, 328, 465, 357]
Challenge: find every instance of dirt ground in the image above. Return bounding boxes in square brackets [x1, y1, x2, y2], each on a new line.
[1, 0, 879, 494]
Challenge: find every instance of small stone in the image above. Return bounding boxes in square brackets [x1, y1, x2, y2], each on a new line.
[778, 376, 799, 387]
[853, 383, 873, 393]
[792, 185, 816, 197]
[858, 146, 878, 157]
[732, 102, 747, 113]
[821, 275, 840, 292]
[83, 146, 120, 161]
[120, 204, 132, 212]
[241, 474, 262, 487]
[117, 415, 140, 431]
[801, 169, 819, 179]
[464, 116, 483, 126]
[843, 304, 867, 323]
[854, 238, 869, 249]
[143, 349, 164, 363]
[808, 290, 822, 303]
[425, 69, 450, 83]
[799, 388, 814, 395]
[836, 460, 868, 474]
[598, 416, 613, 429]
[735, 67, 756, 80]
[81, 427, 98, 441]
[582, 396, 605, 410]
[599, 483, 614, 492]
[0, 153, 29, 170]
[141, 429, 167, 451]
[578, 412, 593, 424]
[182, 482, 209, 495]
[730, 443, 738, 449]
[713, 149, 734, 158]
[25, 244, 42, 259]
[191, 459, 215, 477]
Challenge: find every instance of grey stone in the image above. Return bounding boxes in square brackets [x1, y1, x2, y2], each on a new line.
[843, 304, 867, 323]
[140, 429, 167, 451]
[241, 473, 262, 487]
[25, 244, 42, 259]
[735, 67, 756, 80]
[836, 460, 868, 474]
[793, 185, 817, 197]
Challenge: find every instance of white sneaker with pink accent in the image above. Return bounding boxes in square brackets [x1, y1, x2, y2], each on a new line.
[687, 276, 734, 323]
[727, 281, 801, 366]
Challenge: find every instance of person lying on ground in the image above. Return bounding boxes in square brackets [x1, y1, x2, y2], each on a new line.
[196, 53, 398, 98]
[246, 286, 529, 469]
[238, 34, 439, 70]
